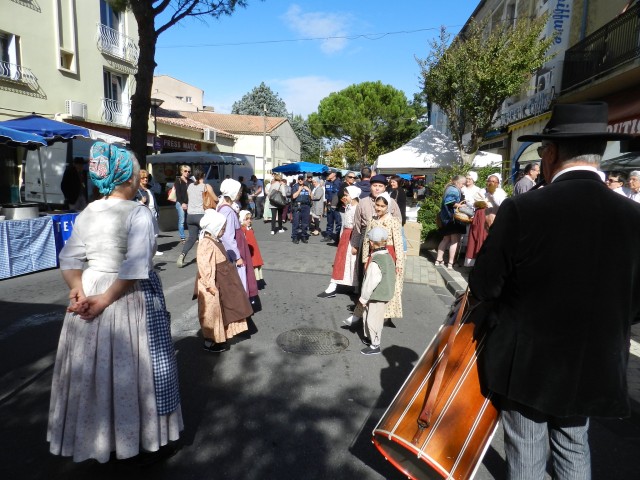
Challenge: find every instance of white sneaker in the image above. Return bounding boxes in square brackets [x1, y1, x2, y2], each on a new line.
[278, 229, 285, 233]
[270, 231, 275, 235]
[343, 315, 361, 326]
[154, 251, 164, 256]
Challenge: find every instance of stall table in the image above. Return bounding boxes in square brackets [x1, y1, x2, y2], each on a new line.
[0, 216, 57, 279]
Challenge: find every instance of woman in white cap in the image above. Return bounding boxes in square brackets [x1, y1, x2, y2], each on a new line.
[462, 171, 481, 208]
[464, 172, 507, 267]
[318, 185, 361, 297]
[196, 209, 252, 353]
[217, 179, 259, 301]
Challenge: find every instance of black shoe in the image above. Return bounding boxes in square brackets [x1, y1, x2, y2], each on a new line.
[317, 291, 336, 298]
[361, 337, 371, 346]
[292, 238, 300, 244]
[361, 345, 381, 355]
[384, 318, 397, 328]
[203, 341, 229, 353]
[301, 238, 308, 243]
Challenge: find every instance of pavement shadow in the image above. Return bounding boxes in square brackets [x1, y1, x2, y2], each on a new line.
[349, 345, 420, 479]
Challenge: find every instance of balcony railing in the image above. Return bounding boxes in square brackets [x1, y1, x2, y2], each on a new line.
[96, 23, 139, 65]
[101, 98, 131, 126]
[0, 60, 38, 89]
[562, 2, 640, 92]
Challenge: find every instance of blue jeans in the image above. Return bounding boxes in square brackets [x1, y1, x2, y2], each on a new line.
[501, 398, 591, 480]
[175, 202, 186, 239]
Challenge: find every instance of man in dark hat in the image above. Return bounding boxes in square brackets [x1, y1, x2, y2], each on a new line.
[469, 102, 640, 479]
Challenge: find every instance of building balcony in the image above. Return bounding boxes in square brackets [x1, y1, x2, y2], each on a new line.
[562, 2, 640, 93]
[96, 23, 139, 65]
[101, 98, 131, 126]
[0, 60, 38, 90]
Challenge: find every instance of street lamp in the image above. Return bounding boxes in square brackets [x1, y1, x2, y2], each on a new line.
[150, 97, 164, 154]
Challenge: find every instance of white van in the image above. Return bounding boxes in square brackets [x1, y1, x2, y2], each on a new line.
[24, 136, 126, 207]
[146, 152, 255, 196]
[146, 151, 255, 232]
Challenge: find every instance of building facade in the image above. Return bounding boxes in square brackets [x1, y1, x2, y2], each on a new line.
[430, 0, 640, 179]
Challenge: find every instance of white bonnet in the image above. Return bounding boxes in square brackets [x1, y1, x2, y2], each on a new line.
[368, 227, 389, 242]
[220, 178, 242, 200]
[345, 185, 361, 199]
[200, 209, 227, 237]
[239, 210, 251, 223]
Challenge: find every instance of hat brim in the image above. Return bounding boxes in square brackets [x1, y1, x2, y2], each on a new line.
[518, 132, 632, 142]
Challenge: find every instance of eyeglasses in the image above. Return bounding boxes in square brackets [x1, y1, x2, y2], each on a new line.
[536, 144, 552, 157]
[607, 178, 621, 183]
[182, 170, 191, 174]
[140, 176, 148, 179]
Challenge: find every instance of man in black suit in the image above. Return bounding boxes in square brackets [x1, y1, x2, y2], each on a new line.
[469, 102, 640, 480]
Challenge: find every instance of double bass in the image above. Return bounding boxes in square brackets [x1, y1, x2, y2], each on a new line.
[372, 291, 499, 480]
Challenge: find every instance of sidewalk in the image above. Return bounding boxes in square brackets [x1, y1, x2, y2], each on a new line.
[419, 246, 640, 415]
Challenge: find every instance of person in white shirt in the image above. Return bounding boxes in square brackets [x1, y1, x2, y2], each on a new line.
[626, 170, 640, 203]
[461, 171, 482, 207]
[606, 171, 627, 195]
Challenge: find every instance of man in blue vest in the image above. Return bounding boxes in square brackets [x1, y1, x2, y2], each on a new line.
[291, 175, 311, 244]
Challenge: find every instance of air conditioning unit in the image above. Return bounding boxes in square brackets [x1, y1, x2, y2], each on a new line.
[65, 100, 88, 120]
[204, 128, 217, 143]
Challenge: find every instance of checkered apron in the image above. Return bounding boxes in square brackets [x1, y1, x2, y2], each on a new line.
[139, 271, 181, 415]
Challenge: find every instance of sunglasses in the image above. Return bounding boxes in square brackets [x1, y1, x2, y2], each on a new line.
[346, 176, 356, 179]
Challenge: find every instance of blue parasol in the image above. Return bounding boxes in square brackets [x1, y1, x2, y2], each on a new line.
[0, 114, 90, 142]
[0, 125, 47, 149]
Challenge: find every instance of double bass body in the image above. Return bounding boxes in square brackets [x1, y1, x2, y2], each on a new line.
[372, 292, 499, 480]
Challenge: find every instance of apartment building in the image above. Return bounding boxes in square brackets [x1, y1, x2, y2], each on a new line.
[430, 0, 640, 176]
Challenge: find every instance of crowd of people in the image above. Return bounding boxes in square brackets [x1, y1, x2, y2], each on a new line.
[47, 101, 640, 479]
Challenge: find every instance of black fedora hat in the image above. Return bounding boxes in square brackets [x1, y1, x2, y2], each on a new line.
[518, 102, 631, 142]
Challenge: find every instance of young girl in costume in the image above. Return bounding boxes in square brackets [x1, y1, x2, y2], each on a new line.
[239, 210, 265, 289]
[196, 209, 253, 353]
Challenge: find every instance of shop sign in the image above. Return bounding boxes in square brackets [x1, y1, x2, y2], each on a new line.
[162, 137, 200, 151]
[497, 90, 554, 127]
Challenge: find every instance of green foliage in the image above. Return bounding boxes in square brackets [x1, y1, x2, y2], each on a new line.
[417, 15, 554, 156]
[308, 81, 421, 164]
[289, 114, 322, 163]
[231, 82, 288, 117]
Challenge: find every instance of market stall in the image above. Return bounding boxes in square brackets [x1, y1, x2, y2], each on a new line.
[0, 216, 57, 279]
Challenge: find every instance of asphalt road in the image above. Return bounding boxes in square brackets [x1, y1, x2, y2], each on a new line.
[0, 217, 639, 479]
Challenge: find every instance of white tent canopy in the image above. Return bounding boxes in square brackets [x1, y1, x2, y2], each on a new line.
[373, 126, 501, 174]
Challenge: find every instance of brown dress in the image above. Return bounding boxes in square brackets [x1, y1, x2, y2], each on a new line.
[196, 235, 251, 343]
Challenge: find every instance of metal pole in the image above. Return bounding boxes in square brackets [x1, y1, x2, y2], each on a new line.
[262, 104, 267, 183]
[153, 107, 158, 154]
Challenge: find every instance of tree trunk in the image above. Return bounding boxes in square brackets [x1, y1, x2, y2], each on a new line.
[130, 2, 158, 168]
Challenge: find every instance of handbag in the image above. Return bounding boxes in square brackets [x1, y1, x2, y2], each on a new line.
[167, 185, 177, 202]
[203, 188, 218, 210]
[269, 188, 287, 208]
[454, 208, 473, 224]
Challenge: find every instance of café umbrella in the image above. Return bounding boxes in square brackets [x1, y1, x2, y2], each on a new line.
[272, 161, 328, 174]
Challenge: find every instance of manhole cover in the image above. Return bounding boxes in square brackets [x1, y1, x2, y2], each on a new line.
[276, 327, 349, 355]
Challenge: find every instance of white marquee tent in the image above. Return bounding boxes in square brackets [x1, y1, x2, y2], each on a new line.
[373, 126, 502, 174]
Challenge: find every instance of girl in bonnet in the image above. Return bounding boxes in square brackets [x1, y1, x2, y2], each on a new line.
[239, 210, 265, 288]
[196, 209, 253, 353]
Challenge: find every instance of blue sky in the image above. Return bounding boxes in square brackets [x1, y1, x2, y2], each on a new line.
[155, 1, 479, 117]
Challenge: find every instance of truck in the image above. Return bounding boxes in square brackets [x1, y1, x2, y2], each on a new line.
[146, 151, 255, 231]
[24, 135, 126, 207]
